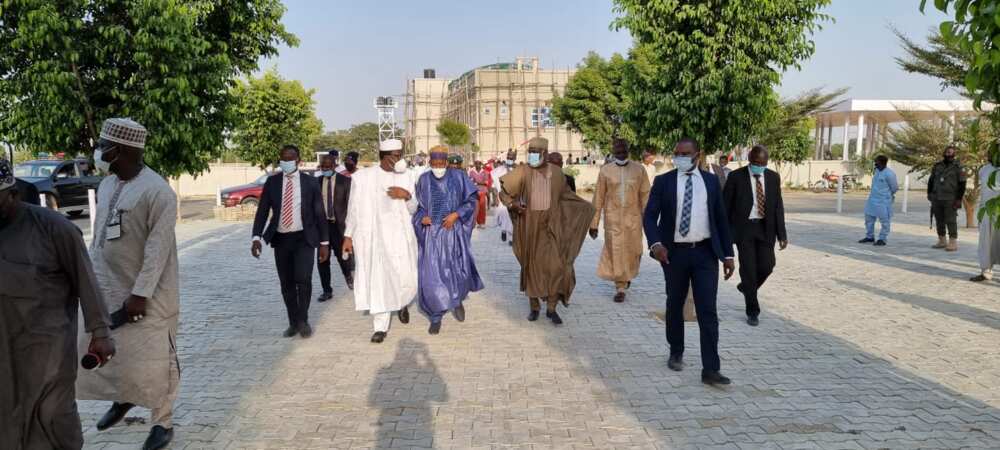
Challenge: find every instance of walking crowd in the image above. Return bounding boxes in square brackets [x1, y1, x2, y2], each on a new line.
[2, 114, 999, 449]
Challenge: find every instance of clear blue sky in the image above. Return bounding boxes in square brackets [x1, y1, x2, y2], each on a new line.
[265, 0, 954, 132]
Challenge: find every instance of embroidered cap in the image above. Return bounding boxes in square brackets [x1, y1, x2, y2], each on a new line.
[0, 159, 14, 191]
[100, 118, 147, 148]
[379, 139, 403, 152]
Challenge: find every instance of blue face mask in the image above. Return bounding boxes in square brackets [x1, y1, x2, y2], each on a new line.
[527, 153, 543, 167]
[672, 156, 694, 172]
[322, 170, 334, 177]
[279, 160, 298, 174]
[749, 165, 766, 176]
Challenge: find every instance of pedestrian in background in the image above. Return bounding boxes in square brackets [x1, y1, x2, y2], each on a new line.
[860, 155, 898, 246]
[972, 161, 1000, 282]
[317, 153, 354, 299]
[928, 146, 966, 251]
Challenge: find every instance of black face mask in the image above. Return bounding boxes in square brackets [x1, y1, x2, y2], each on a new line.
[944, 155, 955, 163]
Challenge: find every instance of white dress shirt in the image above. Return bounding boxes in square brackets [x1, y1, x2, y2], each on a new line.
[276, 171, 303, 233]
[674, 169, 711, 243]
[749, 171, 765, 220]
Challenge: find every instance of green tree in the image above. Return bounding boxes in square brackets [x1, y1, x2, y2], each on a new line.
[758, 88, 846, 165]
[322, 122, 394, 162]
[551, 52, 633, 155]
[922, 0, 1000, 223]
[436, 119, 471, 147]
[0, 0, 296, 178]
[230, 69, 322, 169]
[611, 0, 831, 154]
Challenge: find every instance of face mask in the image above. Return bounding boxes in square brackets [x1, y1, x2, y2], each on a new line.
[94, 149, 116, 174]
[527, 153, 543, 167]
[279, 160, 298, 174]
[749, 165, 766, 176]
[614, 158, 628, 166]
[393, 159, 408, 173]
[322, 170, 334, 177]
[431, 168, 447, 178]
[505, 159, 514, 167]
[943, 155, 955, 163]
[672, 156, 694, 172]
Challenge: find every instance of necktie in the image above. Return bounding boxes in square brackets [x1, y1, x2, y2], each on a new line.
[754, 174, 765, 217]
[679, 173, 693, 237]
[280, 175, 295, 229]
[326, 177, 335, 221]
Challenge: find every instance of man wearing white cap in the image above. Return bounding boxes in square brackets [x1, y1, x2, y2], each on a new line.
[342, 138, 419, 343]
[76, 118, 180, 450]
[0, 159, 115, 450]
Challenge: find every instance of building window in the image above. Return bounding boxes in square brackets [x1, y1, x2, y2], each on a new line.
[499, 101, 509, 118]
[531, 107, 553, 128]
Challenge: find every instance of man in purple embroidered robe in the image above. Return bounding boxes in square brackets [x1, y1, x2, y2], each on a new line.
[413, 148, 484, 334]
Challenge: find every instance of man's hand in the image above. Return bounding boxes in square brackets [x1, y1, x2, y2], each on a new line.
[723, 259, 735, 280]
[589, 228, 599, 240]
[442, 212, 460, 230]
[386, 186, 411, 201]
[88, 336, 116, 367]
[953, 200, 963, 210]
[509, 201, 526, 215]
[124, 295, 147, 323]
[342, 237, 353, 257]
[651, 244, 668, 264]
[318, 244, 330, 263]
[421, 216, 432, 226]
[779, 240, 788, 251]
[251, 240, 262, 259]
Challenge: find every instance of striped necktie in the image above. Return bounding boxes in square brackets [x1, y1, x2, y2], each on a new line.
[754, 174, 765, 217]
[679, 173, 693, 237]
[280, 175, 295, 229]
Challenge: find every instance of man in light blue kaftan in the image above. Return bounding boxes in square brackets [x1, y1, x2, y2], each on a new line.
[413, 148, 485, 335]
[860, 155, 898, 246]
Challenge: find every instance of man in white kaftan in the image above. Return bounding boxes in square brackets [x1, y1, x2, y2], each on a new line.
[343, 139, 420, 343]
[76, 118, 180, 450]
[492, 149, 516, 244]
[972, 162, 1000, 282]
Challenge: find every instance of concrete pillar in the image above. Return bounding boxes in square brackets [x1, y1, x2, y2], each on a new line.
[825, 122, 833, 160]
[949, 111, 957, 142]
[842, 115, 850, 161]
[814, 120, 822, 159]
[856, 113, 865, 161]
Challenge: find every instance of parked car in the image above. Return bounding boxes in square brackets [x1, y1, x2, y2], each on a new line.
[220, 169, 317, 208]
[15, 159, 102, 216]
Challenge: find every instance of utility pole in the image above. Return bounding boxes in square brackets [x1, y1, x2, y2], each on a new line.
[374, 96, 399, 143]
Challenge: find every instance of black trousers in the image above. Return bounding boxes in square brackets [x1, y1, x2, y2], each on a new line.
[318, 221, 354, 294]
[931, 199, 959, 238]
[736, 220, 776, 318]
[272, 231, 314, 327]
[662, 242, 720, 373]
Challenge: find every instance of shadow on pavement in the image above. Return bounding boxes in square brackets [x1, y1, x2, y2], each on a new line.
[835, 278, 1000, 331]
[368, 338, 448, 449]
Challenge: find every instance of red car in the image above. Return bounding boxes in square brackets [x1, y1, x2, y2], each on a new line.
[221, 169, 317, 207]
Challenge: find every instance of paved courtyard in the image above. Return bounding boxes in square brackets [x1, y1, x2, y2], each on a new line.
[78, 203, 1000, 449]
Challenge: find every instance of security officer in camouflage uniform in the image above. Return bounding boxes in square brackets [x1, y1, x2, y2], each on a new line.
[927, 146, 966, 251]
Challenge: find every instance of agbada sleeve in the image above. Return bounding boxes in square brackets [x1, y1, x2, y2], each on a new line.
[53, 219, 111, 337]
[131, 185, 178, 299]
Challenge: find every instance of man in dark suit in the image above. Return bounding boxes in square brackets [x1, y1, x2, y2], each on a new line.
[251, 145, 330, 338]
[316, 153, 353, 301]
[643, 137, 736, 386]
[722, 145, 787, 327]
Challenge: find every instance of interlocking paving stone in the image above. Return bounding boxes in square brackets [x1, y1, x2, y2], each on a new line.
[77, 204, 1000, 449]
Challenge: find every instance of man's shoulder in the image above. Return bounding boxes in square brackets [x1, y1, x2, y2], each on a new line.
[26, 204, 83, 239]
[139, 169, 177, 199]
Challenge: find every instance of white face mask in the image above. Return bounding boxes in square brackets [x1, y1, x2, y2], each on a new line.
[393, 159, 408, 173]
[505, 159, 514, 166]
[279, 160, 298, 174]
[673, 156, 694, 172]
[614, 157, 628, 166]
[431, 168, 447, 178]
[527, 153, 543, 167]
[93, 149, 116, 174]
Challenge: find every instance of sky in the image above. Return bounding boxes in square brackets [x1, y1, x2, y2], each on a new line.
[265, 0, 955, 132]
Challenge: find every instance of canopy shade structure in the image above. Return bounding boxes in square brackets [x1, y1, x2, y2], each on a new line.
[811, 99, 995, 161]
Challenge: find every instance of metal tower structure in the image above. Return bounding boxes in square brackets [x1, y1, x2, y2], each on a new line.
[373, 96, 398, 142]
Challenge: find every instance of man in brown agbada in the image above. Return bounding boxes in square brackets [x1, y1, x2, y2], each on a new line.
[499, 137, 595, 324]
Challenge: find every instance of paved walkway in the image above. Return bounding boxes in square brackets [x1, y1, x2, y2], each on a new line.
[79, 209, 1000, 449]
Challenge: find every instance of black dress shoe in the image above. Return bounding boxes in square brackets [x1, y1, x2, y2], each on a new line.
[371, 331, 386, 343]
[299, 323, 313, 338]
[452, 305, 466, 322]
[501, 231, 507, 242]
[527, 310, 540, 321]
[858, 237, 875, 244]
[346, 274, 354, 290]
[874, 240, 886, 246]
[317, 291, 332, 302]
[398, 306, 410, 324]
[667, 355, 683, 372]
[142, 425, 174, 450]
[428, 322, 441, 335]
[613, 292, 626, 303]
[282, 325, 298, 338]
[701, 371, 732, 386]
[96, 402, 135, 431]
[747, 316, 759, 327]
[546, 310, 563, 325]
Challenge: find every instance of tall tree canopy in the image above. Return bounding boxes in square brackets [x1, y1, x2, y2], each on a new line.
[436, 119, 471, 147]
[757, 88, 846, 165]
[230, 69, 322, 169]
[611, 0, 830, 154]
[551, 52, 632, 155]
[0, 0, 296, 177]
[317, 122, 396, 162]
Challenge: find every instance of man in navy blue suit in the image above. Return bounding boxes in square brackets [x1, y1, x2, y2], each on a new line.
[643, 138, 736, 386]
